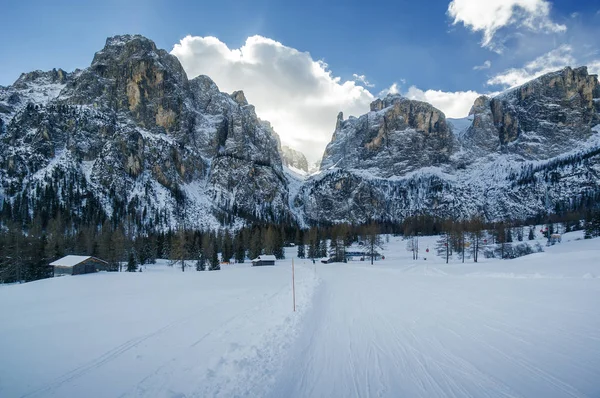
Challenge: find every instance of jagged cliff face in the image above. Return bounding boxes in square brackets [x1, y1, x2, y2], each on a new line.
[297, 67, 600, 224]
[62, 35, 191, 134]
[464, 66, 600, 160]
[280, 145, 309, 172]
[320, 95, 455, 177]
[1, 35, 599, 229]
[0, 35, 289, 230]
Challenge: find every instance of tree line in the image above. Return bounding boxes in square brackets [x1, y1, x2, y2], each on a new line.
[2, 181, 600, 283]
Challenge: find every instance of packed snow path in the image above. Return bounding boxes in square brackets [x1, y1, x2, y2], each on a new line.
[272, 239, 600, 398]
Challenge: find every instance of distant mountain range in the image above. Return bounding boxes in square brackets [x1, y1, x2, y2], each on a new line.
[1, 35, 599, 230]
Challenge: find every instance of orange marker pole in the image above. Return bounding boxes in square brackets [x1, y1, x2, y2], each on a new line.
[292, 258, 296, 312]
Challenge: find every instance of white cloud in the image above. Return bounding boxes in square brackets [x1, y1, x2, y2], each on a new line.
[589, 61, 600, 75]
[487, 45, 576, 87]
[473, 60, 492, 70]
[378, 82, 400, 97]
[448, 0, 566, 49]
[404, 86, 483, 119]
[171, 35, 374, 163]
[352, 74, 375, 88]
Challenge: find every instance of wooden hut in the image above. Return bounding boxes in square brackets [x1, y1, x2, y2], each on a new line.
[49, 256, 108, 277]
[251, 255, 277, 266]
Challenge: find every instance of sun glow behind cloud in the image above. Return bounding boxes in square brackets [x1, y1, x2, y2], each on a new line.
[172, 35, 374, 163]
[172, 35, 492, 161]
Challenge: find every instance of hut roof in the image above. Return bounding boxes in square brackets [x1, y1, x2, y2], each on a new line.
[49, 255, 107, 267]
[252, 255, 277, 262]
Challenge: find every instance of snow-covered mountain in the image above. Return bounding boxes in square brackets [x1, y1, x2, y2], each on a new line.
[1, 35, 599, 229]
[0, 35, 292, 230]
[295, 66, 600, 224]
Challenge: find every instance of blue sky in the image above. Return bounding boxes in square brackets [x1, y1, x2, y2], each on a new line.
[1, 0, 599, 161]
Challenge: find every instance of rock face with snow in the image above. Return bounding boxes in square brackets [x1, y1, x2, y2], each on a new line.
[296, 67, 600, 224]
[321, 96, 455, 177]
[0, 35, 290, 230]
[1, 35, 599, 229]
[280, 145, 309, 172]
[463, 66, 600, 160]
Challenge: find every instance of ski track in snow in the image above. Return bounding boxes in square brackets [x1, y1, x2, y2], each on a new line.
[270, 264, 600, 398]
[1, 237, 600, 397]
[267, 235, 600, 398]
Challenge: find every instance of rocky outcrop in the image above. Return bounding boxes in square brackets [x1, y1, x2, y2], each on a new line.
[280, 145, 309, 172]
[465, 66, 600, 159]
[320, 95, 455, 177]
[230, 90, 248, 106]
[13, 68, 70, 88]
[61, 35, 191, 134]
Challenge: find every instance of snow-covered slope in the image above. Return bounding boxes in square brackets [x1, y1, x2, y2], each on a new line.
[298, 67, 600, 224]
[1, 236, 598, 397]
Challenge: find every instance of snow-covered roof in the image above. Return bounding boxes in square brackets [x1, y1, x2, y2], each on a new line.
[49, 255, 102, 267]
[252, 255, 277, 262]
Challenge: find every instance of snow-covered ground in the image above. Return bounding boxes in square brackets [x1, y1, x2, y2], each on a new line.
[1, 235, 600, 397]
[0, 257, 318, 398]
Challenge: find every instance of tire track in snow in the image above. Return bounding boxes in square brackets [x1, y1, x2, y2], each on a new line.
[20, 294, 244, 398]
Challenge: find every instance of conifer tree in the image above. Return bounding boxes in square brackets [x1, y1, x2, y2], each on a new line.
[264, 225, 276, 255]
[584, 210, 600, 238]
[112, 227, 127, 271]
[45, 212, 65, 262]
[197, 233, 211, 271]
[233, 231, 246, 263]
[99, 220, 114, 269]
[209, 238, 220, 271]
[307, 227, 318, 259]
[273, 226, 285, 259]
[495, 222, 507, 259]
[221, 230, 233, 263]
[297, 241, 305, 259]
[528, 227, 535, 240]
[26, 220, 51, 281]
[249, 227, 262, 260]
[127, 252, 137, 272]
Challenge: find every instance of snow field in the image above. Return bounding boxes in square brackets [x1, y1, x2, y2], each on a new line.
[269, 233, 600, 398]
[0, 253, 319, 398]
[1, 235, 599, 397]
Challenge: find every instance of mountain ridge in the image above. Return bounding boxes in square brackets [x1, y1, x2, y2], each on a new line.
[1, 34, 599, 230]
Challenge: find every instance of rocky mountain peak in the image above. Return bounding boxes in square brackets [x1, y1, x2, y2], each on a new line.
[321, 93, 453, 176]
[511, 66, 599, 108]
[280, 145, 309, 172]
[468, 95, 490, 116]
[335, 111, 344, 131]
[62, 33, 190, 133]
[103, 34, 157, 51]
[230, 90, 248, 106]
[464, 66, 600, 158]
[13, 68, 69, 88]
[369, 94, 405, 112]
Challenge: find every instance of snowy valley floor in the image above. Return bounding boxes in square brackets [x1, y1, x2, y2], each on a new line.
[1, 234, 600, 398]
